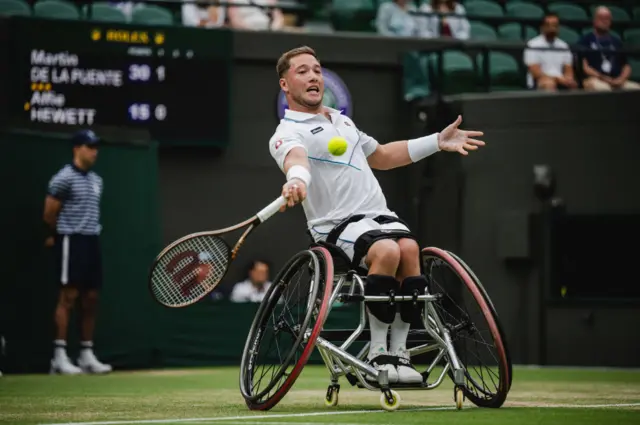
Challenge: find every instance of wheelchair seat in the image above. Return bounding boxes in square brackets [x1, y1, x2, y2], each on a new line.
[311, 240, 358, 274]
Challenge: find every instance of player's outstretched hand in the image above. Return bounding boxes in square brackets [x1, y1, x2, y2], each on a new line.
[280, 179, 307, 212]
[438, 115, 485, 156]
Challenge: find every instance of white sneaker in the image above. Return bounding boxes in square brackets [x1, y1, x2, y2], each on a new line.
[50, 355, 83, 375]
[395, 348, 423, 384]
[366, 351, 399, 384]
[77, 350, 112, 374]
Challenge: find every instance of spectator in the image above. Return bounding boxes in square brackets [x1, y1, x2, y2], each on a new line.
[182, 0, 226, 28]
[524, 13, 577, 91]
[227, 0, 284, 31]
[375, 0, 420, 37]
[230, 259, 272, 303]
[579, 6, 640, 91]
[419, 0, 469, 40]
[44, 130, 112, 375]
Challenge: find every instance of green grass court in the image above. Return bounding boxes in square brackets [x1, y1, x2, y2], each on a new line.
[1, 366, 639, 425]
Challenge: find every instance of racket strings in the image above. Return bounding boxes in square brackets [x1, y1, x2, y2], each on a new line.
[151, 236, 230, 307]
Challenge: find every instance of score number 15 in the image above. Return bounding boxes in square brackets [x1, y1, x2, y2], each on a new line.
[129, 64, 166, 82]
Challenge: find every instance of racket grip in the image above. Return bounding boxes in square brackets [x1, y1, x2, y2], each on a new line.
[257, 196, 287, 223]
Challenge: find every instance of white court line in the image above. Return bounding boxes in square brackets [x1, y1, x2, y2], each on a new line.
[37, 407, 453, 425]
[38, 403, 640, 425]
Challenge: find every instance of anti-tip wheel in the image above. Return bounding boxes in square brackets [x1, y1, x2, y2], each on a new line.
[324, 389, 339, 407]
[455, 387, 464, 410]
[380, 390, 401, 411]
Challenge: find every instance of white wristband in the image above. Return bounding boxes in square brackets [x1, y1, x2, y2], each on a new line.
[286, 165, 311, 187]
[407, 133, 440, 163]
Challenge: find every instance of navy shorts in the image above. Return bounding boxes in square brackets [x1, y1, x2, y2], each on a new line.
[54, 234, 103, 290]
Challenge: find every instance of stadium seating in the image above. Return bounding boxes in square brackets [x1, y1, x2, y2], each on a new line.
[131, 4, 174, 25]
[83, 2, 127, 23]
[470, 21, 498, 41]
[629, 57, 640, 80]
[506, 2, 545, 20]
[464, 0, 504, 18]
[330, 0, 376, 32]
[430, 50, 478, 95]
[498, 23, 537, 41]
[402, 51, 431, 101]
[559, 25, 580, 44]
[0, 0, 30, 16]
[624, 28, 640, 46]
[33, 0, 79, 20]
[477, 51, 523, 91]
[547, 3, 588, 21]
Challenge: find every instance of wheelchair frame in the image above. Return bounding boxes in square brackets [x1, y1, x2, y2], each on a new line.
[239, 244, 512, 412]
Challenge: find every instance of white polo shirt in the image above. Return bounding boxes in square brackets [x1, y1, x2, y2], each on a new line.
[523, 35, 573, 88]
[268, 107, 396, 230]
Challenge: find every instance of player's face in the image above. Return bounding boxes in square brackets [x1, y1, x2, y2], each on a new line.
[75, 145, 98, 168]
[281, 53, 324, 110]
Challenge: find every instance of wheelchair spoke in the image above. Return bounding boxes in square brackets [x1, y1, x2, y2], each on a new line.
[423, 251, 510, 407]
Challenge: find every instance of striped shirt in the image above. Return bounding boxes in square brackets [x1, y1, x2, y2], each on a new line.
[48, 164, 103, 235]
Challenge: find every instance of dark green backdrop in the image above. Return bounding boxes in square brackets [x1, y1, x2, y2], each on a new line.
[0, 129, 163, 372]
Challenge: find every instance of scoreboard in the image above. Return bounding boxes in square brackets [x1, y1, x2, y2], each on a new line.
[6, 17, 232, 145]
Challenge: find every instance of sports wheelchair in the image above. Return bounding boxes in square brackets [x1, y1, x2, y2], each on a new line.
[239, 242, 513, 411]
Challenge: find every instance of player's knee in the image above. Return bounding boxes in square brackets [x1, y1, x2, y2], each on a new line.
[397, 238, 419, 264]
[399, 276, 428, 323]
[81, 291, 99, 310]
[367, 239, 401, 271]
[58, 288, 79, 309]
[365, 274, 400, 324]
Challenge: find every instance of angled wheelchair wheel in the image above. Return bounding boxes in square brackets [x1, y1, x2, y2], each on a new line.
[422, 247, 512, 408]
[239, 247, 334, 411]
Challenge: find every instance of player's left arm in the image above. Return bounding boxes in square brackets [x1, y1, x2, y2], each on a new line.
[365, 115, 485, 170]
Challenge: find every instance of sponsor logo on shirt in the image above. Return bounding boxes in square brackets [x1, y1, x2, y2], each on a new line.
[311, 126, 324, 135]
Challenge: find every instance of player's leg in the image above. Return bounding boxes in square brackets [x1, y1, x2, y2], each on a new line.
[362, 239, 401, 383]
[336, 219, 401, 383]
[51, 234, 83, 374]
[76, 236, 112, 374]
[391, 237, 425, 384]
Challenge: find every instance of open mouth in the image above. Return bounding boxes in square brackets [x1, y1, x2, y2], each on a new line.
[306, 86, 320, 94]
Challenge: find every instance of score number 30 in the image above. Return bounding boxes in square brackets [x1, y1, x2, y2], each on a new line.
[128, 64, 165, 82]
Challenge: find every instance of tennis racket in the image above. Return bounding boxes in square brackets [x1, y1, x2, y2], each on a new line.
[149, 196, 287, 308]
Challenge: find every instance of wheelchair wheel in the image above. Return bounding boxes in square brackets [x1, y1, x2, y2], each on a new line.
[239, 247, 334, 411]
[421, 247, 512, 408]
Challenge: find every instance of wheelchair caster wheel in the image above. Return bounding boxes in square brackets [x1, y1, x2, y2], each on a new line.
[380, 389, 401, 411]
[454, 387, 464, 410]
[325, 385, 339, 407]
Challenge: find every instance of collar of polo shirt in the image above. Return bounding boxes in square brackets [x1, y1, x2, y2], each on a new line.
[284, 107, 343, 122]
[70, 162, 89, 176]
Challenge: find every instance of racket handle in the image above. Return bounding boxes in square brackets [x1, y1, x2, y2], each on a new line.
[257, 195, 287, 223]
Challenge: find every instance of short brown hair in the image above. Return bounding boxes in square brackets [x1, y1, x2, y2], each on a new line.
[276, 46, 318, 78]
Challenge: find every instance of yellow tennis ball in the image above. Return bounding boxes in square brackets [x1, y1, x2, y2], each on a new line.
[328, 136, 348, 156]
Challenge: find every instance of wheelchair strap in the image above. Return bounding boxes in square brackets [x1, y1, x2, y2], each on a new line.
[325, 214, 366, 245]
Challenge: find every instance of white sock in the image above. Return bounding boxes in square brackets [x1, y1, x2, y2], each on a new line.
[53, 339, 67, 360]
[80, 341, 93, 358]
[367, 310, 390, 359]
[390, 313, 410, 354]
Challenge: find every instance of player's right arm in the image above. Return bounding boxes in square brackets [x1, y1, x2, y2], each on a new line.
[269, 131, 311, 211]
[43, 171, 70, 246]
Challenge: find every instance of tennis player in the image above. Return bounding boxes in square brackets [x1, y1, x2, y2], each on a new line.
[269, 46, 485, 384]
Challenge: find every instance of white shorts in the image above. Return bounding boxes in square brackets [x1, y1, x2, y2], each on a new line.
[310, 217, 410, 268]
